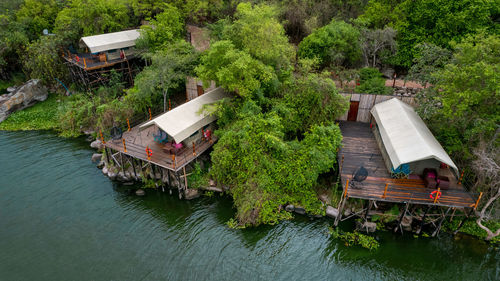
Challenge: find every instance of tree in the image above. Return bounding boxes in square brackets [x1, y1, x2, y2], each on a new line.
[358, 26, 397, 67]
[54, 0, 131, 44]
[15, 0, 60, 41]
[129, 40, 197, 112]
[136, 4, 184, 52]
[472, 138, 500, 241]
[226, 3, 295, 71]
[274, 72, 349, 135]
[407, 43, 452, 85]
[195, 40, 276, 97]
[22, 35, 68, 84]
[298, 19, 361, 67]
[393, 0, 499, 67]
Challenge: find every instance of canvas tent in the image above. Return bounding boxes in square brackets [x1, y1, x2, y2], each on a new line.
[140, 88, 230, 143]
[80, 29, 141, 53]
[370, 98, 458, 177]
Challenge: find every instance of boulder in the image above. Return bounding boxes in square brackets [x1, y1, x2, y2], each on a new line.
[135, 189, 146, 196]
[318, 193, 330, 204]
[0, 79, 48, 123]
[401, 216, 413, 232]
[107, 170, 117, 181]
[294, 206, 306, 215]
[91, 153, 102, 163]
[90, 140, 104, 150]
[356, 221, 377, 233]
[97, 161, 105, 169]
[184, 189, 200, 200]
[6, 86, 16, 93]
[285, 204, 295, 212]
[326, 206, 339, 219]
[102, 166, 108, 175]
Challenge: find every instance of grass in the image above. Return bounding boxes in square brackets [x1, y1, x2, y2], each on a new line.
[0, 93, 61, 131]
[0, 73, 26, 93]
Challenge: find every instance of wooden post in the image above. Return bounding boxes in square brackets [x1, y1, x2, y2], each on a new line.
[458, 169, 465, 185]
[122, 138, 127, 153]
[417, 205, 432, 235]
[168, 99, 171, 111]
[340, 154, 344, 174]
[193, 142, 196, 156]
[344, 179, 349, 198]
[131, 158, 137, 179]
[148, 108, 152, 120]
[363, 200, 372, 222]
[146, 146, 151, 161]
[105, 147, 111, 164]
[473, 192, 483, 210]
[432, 207, 451, 237]
[83, 58, 87, 69]
[127, 118, 131, 131]
[449, 207, 457, 222]
[183, 166, 188, 190]
[394, 202, 409, 233]
[382, 183, 389, 199]
[100, 130, 105, 144]
[433, 187, 441, 204]
[172, 154, 176, 169]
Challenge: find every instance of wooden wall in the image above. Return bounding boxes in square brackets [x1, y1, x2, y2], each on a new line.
[186, 77, 216, 101]
[338, 93, 416, 123]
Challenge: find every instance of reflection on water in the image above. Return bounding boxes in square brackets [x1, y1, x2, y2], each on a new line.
[0, 131, 498, 281]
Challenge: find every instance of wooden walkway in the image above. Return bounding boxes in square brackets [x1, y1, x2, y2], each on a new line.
[104, 123, 214, 173]
[338, 122, 477, 208]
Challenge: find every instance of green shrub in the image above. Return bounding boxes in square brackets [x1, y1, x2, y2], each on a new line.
[0, 93, 60, 131]
[330, 227, 380, 250]
[355, 67, 392, 95]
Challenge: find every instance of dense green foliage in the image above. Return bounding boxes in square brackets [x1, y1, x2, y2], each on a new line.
[355, 67, 391, 94]
[419, 34, 499, 160]
[330, 228, 380, 250]
[1, 0, 498, 231]
[298, 20, 361, 67]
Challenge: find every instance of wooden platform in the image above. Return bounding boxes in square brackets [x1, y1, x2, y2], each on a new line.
[63, 53, 134, 71]
[104, 122, 214, 173]
[338, 122, 477, 208]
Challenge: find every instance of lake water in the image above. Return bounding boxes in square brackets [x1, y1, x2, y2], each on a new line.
[0, 131, 498, 280]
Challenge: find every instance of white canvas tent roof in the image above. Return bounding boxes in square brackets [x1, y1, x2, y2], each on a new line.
[370, 98, 458, 175]
[80, 29, 141, 53]
[140, 88, 230, 143]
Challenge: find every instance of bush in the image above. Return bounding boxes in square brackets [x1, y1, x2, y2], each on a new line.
[298, 19, 361, 67]
[330, 227, 380, 250]
[355, 67, 391, 95]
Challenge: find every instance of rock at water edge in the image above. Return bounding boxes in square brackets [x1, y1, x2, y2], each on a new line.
[136, 189, 146, 196]
[326, 206, 339, 219]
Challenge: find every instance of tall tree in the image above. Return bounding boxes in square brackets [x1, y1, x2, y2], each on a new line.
[129, 40, 197, 112]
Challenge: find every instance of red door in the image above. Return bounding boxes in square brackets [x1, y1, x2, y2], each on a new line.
[347, 101, 359, 121]
[197, 85, 204, 96]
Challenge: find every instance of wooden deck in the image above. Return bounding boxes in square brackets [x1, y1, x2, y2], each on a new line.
[63, 53, 134, 70]
[104, 123, 214, 173]
[338, 122, 477, 208]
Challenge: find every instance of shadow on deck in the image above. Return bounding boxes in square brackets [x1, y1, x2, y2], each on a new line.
[338, 121, 477, 208]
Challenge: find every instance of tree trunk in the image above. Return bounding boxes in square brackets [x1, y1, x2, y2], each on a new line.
[163, 89, 168, 113]
[476, 188, 500, 240]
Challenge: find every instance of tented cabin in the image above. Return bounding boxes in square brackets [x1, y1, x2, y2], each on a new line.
[103, 88, 230, 172]
[63, 29, 141, 89]
[140, 87, 230, 158]
[370, 98, 459, 187]
[79, 29, 140, 62]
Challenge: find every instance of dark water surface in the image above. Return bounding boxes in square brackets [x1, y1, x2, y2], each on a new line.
[0, 131, 498, 281]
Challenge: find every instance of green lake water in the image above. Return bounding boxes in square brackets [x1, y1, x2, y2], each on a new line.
[0, 131, 498, 280]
